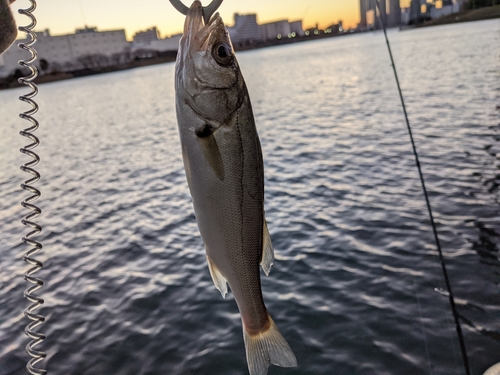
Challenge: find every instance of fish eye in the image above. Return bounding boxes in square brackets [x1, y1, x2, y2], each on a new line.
[212, 43, 233, 66]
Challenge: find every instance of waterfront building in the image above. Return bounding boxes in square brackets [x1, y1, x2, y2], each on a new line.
[131, 33, 182, 54]
[408, 0, 422, 23]
[70, 27, 129, 59]
[403, 0, 463, 24]
[386, 0, 402, 27]
[131, 26, 180, 54]
[366, 8, 376, 29]
[326, 21, 344, 34]
[361, 0, 401, 29]
[132, 27, 159, 45]
[227, 13, 261, 44]
[289, 21, 305, 37]
[259, 20, 291, 41]
[377, 0, 387, 28]
[359, 0, 370, 28]
[226, 14, 304, 43]
[429, 1, 461, 19]
[0, 27, 129, 77]
[401, 7, 411, 24]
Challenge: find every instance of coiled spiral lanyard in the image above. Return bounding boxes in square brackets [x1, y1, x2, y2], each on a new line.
[17, 1, 47, 374]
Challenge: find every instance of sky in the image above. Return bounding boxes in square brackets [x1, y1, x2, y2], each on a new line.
[12, 0, 362, 41]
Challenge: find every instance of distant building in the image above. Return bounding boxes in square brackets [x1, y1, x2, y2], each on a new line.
[386, 0, 402, 28]
[133, 27, 159, 45]
[289, 21, 305, 37]
[258, 19, 304, 40]
[304, 26, 321, 36]
[227, 15, 304, 43]
[366, 8, 376, 29]
[401, 7, 411, 24]
[0, 27, 129, 77]
[408, 0, 422, 24]
[326, 21, 344, 34]
[70, 27, 129, 58]
[131, 25, 180, 54]
[361, 0, 401, 29]
[400, 0, 463, 25]
[131, 33, 182, 53]
[429, 1, 461, 20]
[228, 13, 261, 44]
[359, 0, 370, 28]
[260, 20, 291, 40]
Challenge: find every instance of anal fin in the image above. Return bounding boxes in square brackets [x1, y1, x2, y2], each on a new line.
[260, 218, 274, 276]
[206, 256, 228, 298]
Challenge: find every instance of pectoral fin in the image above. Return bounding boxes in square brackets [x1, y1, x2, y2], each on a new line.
[206, 256, 228, 298]
[260, 218, 274, 276]
[196, 124, 225, 181]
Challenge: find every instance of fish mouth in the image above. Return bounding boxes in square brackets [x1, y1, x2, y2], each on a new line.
[182, 1, 227, 54]
[182, 0, 204, 43]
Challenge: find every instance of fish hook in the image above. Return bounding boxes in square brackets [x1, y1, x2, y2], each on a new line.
[169, 0, 223, 24]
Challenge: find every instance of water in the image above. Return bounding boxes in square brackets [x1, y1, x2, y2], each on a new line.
[0, 20, 499, 375]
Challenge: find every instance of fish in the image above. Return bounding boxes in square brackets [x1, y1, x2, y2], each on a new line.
[0, 0, 17, 55]
[173, 1, 297, 374]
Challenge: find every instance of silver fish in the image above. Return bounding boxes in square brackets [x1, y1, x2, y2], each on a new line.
[0, 0, 17, 55]
[173, 1, 297, 374]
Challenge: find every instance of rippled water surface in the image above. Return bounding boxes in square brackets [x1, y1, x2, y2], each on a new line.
[1, 20, 499, 375]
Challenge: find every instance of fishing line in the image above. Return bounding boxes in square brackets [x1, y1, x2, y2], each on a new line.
[373, 1, 471, 374]
[412, 277, 433, 375]
[77, 0, 88, 27]
[17, 1, 47, 374]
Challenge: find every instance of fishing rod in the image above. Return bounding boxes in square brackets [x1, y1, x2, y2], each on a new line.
[373, 1, 471, 374]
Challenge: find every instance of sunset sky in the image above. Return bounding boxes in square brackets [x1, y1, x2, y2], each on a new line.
[12, 0, 363, 41]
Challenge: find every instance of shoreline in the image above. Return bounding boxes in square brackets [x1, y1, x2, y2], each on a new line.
[1, 6, 498, 91]
[0, 52, 178, 90]
[415, 4, 500, 28]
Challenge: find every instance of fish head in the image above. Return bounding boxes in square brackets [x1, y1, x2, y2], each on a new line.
[176, 0, 245, 125]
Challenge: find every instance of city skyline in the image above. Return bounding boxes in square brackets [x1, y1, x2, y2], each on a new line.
[11, 0, 361, 41]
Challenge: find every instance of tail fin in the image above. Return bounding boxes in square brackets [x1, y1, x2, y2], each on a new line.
[243, 315, 297, 375]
